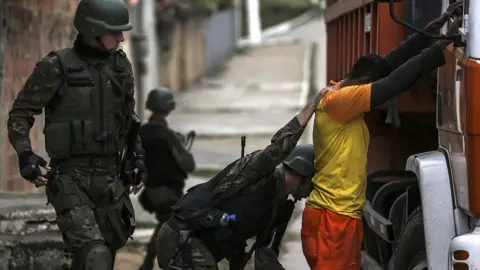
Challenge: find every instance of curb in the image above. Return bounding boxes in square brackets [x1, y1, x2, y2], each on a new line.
[237, 7, 321, 47]
[179, 105, 301, 114]
[299, 42, 313, 108]
[182, 130, 276, 139]
[262, 8, 321, 37]
[238, 37, 301, 48]
[193, 166, 224, 175]
[299, 42, 318, 144]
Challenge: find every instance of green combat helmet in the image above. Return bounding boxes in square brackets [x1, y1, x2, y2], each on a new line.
[146, 88, 176, 113]
[282, 144, 315, 177]
[74, 0, 133, 37]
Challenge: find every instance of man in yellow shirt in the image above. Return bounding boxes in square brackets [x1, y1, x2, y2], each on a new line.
[301, 2, 463, 269]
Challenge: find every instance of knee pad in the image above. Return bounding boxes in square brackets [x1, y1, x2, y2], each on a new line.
[85, 244, 112, 270]
[72, 242, 113, 270]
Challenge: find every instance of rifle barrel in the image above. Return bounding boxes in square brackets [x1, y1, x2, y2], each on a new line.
[241, 136, 246, 158]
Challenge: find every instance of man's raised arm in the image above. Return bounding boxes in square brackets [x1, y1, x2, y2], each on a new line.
[245, 88, 328, 175]
[371, 40, 448, 107]
[383, 1, 463, 70]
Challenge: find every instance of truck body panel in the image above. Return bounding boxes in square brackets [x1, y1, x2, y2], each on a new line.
[405, 151, 456, 269]
[324, 0, 480, 268]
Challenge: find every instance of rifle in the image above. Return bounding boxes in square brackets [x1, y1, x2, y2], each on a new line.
[241, 135, 246, 158]
[185, 130, 196, 151]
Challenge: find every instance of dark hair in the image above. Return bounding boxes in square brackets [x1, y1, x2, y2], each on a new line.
[347, 54, 392, 82]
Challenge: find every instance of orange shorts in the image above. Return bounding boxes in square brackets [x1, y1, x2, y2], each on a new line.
[301, 206, 363, 270]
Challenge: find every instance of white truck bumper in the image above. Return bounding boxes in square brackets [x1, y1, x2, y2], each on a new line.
[449, 227, 480, 268]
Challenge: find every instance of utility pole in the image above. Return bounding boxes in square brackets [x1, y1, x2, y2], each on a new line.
[142, 0, 159, 117]
[133, 0, 159, 122]
[246, 0, 262, 44]
[234, 0, 242, 42]
[130, 0, 146, 121]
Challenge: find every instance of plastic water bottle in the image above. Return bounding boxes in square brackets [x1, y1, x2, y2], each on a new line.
[219, 213, 236, 226]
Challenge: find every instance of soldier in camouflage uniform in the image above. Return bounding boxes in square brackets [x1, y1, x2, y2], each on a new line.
[138, 88, 196, 270]
[7, 0, 146, 269]
[155, 88, 329, 270]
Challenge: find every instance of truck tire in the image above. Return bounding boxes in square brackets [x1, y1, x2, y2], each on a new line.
[391, 207, 428, 270]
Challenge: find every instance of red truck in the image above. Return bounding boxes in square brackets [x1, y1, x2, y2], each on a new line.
[324, 0, 480, 269]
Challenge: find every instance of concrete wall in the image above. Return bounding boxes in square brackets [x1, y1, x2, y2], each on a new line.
[159, 17, 206, 95]
[204, 9, 240, 74]
[1, 0, 78, 192]
[159, 9, 240, 94]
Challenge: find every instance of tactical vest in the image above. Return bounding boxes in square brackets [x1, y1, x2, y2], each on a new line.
[140, 122, 187, 189]
[44, 48, 132, 159]
[172, 158, 284, 260]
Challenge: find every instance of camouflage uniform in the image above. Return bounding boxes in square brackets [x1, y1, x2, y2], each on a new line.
[7, 1, 144, 269]
[156, 116, 306, 270]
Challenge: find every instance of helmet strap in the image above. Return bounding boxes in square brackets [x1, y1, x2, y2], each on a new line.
[293, 176, 307, 202]
[295, 174, 313, 202]
[95, 37, 116, 53]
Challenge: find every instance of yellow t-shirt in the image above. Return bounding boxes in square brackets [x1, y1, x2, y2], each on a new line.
[306, 81, 372, 219]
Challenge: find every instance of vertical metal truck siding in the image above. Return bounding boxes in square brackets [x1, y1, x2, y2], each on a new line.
[325, 0, 406, 82]
[324, 0, 440, 174]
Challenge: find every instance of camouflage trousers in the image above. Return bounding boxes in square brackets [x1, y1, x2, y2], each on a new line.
[46, 165, 135, 268]
[156, 218, 218, 270]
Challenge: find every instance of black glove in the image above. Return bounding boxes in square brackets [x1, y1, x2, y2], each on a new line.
[186, 130, 196, 138]
[18, 151, 47, 182]
[122, 157, 148, 185]
[134, 159, 148, 185]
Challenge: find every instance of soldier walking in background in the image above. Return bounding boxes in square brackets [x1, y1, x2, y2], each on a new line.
[6, 0, 146, 269]
[138, 88, 196, 270]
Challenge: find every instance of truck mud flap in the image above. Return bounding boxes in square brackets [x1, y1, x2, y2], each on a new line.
[363, 201, 395, 243]
[361, 251, 383, 270]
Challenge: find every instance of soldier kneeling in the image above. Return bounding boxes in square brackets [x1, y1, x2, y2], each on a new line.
[155, 88, 328, 270]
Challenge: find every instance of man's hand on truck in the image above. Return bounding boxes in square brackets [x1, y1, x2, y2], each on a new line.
[424, 0, 463, 33]
[437, 17, 463, 49]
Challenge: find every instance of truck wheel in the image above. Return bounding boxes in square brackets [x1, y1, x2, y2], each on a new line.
[391, 207, 428, 270]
